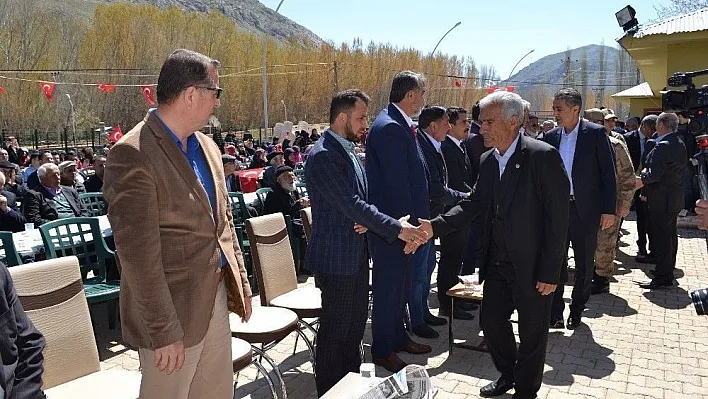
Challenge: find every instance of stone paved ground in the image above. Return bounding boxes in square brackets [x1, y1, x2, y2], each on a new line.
[95, 213, 708, 398]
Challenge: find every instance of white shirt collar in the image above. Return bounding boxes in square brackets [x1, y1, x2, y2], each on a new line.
[493, 133, 521, 177]
[447, 134, 463, 150]
[423, 131, 442, 152]
[561, 119, 581, 136]
[392, 103, 415, 128]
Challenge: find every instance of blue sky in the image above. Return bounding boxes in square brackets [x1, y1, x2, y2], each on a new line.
[258, 0, 663, 78]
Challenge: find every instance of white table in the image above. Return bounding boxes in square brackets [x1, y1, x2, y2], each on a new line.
[12, 215, 111, 257]
[322, 372, 381, 399]
[44, 369, 141, 399]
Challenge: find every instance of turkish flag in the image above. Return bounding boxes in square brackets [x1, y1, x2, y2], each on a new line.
[486, 87, 496, 94]
[97, 83, 117, 93]
[506, 86, 515, 92]
[108, 125, 123, 143]
[0, 87, 5, 94]
[454, 79, 462, 87]
[140, 85, 156, 106]
[40, 81, 56, 103]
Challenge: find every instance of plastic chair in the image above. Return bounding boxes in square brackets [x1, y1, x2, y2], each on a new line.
[39, 217, 120, 329]
[254, 187, 272, 215]
[295, 182, 308, 198]
[79, 192, 108, 217]
[0, 231, 24, 266]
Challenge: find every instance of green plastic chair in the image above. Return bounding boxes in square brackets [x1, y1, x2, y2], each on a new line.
[254, 187, 272, 215]
[295, 182, 308, 198]
[79, 192, 108, 217]
[39, 217, 120, 329]
[228, 192, 250, 224]
[228, 192, 256, 291]
[294, 168, 306, 184]
[0, 232, 23, 266]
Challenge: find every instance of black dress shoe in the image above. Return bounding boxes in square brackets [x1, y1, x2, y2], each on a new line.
[373, 353, 407, 373]
[638, 279, 673, 289]
[549, 318, 565, 329]
[480, 377, 514, 397]
[424, 314, 447, 326]
[412, 324, 440, 339]
[439, 307, 475, 320]
[457, 301, 479, 311]
[566, 315, 582, 330]
[590, 278, 610, 295]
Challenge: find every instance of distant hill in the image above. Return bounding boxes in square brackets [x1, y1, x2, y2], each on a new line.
[507, 44, 641, 95]
[41, 0, 324, 45]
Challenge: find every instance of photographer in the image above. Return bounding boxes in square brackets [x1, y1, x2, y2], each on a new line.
[678, 112, 699, 214]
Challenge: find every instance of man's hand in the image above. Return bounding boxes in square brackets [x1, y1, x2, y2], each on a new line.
[536, 282, 556, 296]
[617, 205, 630, 218]
[696, 199, 708, 231]
[600, 214, 616, 230]
[635, 176, 644, 190]
[640, 195, 647, 202]
[299, 197, 310, 207]
[417, 218, 434, 239]
[397, 215, 429, 247]
[353, 223, 368, 234]
[154, 340, 185, 375]
[242, 296, 252, 323]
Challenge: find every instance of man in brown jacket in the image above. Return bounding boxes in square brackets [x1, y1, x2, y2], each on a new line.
[103, 49, 252, 398]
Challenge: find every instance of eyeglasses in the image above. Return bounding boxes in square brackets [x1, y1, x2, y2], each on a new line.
[194, 86, 223, 99]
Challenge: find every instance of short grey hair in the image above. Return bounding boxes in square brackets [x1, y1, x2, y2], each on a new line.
[657, 112, 679, 132]
[554, 88, 583, 109]
[640, 114, 658, 132]
[479, 91, 526, 129]
[37, 163, 58, 180]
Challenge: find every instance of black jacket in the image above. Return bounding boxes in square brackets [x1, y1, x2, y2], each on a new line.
[417, 129, 466, 217]
[543, 119, 617, 223]
[83, 175, 103, 193]
[462, 133, 489, 186]
[23, 186, 85, 227]
[0, 264, 46, 398]
[441, 136, 473, 195]
[624, 129, 643, 172]
[431, 135, 570, 296]
[5, 146, 25, 167]
[641, 132, 687, 213]
[263, 183, 303, 219]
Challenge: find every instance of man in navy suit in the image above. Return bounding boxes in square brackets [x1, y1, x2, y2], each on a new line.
[543, 88, 616, 330]
[366, 71, 433, 372]
[412, 106, 468, 338]
[636, 112, 687, 289]
[305, 89, 428, 395]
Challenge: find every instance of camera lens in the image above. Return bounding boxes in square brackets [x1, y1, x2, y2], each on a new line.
[690, 288, 708, 315]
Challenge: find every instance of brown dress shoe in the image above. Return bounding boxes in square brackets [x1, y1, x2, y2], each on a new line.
[373, 353, 407, 373]
[394, 340, 432, 354]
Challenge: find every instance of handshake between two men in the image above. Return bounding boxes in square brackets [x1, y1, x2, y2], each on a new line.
[353, 216, 436, 254]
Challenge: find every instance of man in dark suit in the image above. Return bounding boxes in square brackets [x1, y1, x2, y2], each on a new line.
[543, 88, 616, 330]
[625, 115, 658, 261]
[83, 156, 106, 193]
[263, 165, 308, 218]
[0, 263, 46, 398]
[23, 163, 86, 227]
[439, 106, 476, 319]
[412, 106, 468, 338]
[420, 91, 570, 399]
[636, 112, 687, 289]
[305, 89, 428, 395]
[366, 71, 433, 371]
[4, 136, 25, 167]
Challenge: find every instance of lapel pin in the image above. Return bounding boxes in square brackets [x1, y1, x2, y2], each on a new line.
[515, 164, 520, 169]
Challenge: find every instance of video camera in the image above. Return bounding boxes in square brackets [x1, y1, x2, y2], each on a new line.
[663, 70, 708, 315]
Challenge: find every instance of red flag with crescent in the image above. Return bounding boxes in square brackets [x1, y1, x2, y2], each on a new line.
[108, 125, 123, 143]
[140, 85, 156, 106]
[0, 87, 5, 94]
[40, 81, 56, 103]
[97, 84, 117, 93]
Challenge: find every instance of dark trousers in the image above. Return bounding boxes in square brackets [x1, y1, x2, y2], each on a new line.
[437, 228, 469, 310]
[649, 210, 679, 281]
[482, 262, 552, 399]
[551, 202, 600, 319]
[371, 255, 412, 359]
[634, 191, 654, 254]
[314, 265, 369, 396]
[461, 223, 479, 275]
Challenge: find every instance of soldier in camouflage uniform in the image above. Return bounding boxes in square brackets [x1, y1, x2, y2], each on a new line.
[591, 128, 636, 294]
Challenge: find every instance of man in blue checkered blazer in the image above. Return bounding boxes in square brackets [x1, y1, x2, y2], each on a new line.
[305, 89, 428, 396]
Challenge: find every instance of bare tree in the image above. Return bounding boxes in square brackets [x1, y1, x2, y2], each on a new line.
[654, 0, 708, 19]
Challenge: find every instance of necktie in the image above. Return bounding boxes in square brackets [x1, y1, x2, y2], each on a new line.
[409, 125, 417, 140]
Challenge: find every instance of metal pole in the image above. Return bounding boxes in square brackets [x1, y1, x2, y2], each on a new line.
[505, 49, 535, 85]
[281, 100, 287, 122]
[431, 22, 461, 55]
[65, 94, 76, 148]
[262, 0, 286, 143]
